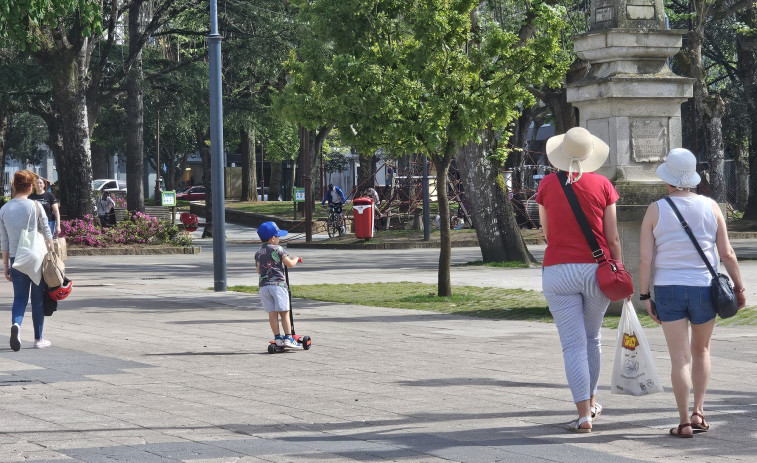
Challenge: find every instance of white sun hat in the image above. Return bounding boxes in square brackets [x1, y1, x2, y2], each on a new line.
[546, 127, 610, 183]
[656, 148, 701, 189]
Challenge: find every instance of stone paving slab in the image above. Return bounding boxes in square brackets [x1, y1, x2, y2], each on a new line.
[0, 245, 756, 462]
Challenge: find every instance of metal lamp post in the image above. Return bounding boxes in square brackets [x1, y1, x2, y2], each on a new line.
[209, 0, 227, 291]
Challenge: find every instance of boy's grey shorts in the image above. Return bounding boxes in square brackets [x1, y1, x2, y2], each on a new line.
[259, 285, 290, 313]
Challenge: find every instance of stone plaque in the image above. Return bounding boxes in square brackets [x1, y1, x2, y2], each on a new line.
[627, 5, 655, 20]
[596, 7, 613, 22]
[630, 118, 668, 162]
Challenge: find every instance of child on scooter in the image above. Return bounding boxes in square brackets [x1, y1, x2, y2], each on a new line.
[254, 221, 301, 348]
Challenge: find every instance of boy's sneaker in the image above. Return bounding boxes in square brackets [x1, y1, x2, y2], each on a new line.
[274, 335, 284, 347]
[10, 323, 20, 352]
[34, 338, 52, 349]
[283, 336, 301, 348]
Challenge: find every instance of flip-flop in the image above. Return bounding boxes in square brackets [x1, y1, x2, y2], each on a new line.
[669, 423, 693, 438]
[691, 412, 710, 431]
[569, 415, 592, 433]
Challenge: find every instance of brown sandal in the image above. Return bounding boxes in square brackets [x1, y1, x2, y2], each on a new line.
[669, 423, 693, 438]
[691, 412, 710, 431]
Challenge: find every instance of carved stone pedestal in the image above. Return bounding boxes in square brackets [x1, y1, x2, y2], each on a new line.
[567, 1, 694, 312]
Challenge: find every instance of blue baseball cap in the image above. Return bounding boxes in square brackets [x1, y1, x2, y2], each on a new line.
[257, 221, 288, 241]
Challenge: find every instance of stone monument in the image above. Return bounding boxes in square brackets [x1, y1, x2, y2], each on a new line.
[567, 0, 694, 311]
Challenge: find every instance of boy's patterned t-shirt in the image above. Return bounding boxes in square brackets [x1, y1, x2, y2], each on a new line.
[254, 243, 288, 287]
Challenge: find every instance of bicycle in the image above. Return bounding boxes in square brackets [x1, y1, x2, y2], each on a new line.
[325, 204, 345, 237]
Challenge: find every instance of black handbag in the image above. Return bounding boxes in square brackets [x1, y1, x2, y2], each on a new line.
[43, 291, 58, 316]
[663, 197, 738, 318]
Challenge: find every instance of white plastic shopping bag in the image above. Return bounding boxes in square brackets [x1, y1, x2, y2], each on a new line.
[12, 203, 47, 285]
[611, 300, 664, 396]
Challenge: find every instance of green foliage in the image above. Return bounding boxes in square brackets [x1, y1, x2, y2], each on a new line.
[323, 150, 350, 174]
[4, 112, 47, 165]
[280, 1, 569, 160]
[0, 0, 103, 50]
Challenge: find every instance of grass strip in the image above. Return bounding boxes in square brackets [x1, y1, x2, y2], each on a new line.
[227, 281, 737, 329]
[462, 260, 532, 268]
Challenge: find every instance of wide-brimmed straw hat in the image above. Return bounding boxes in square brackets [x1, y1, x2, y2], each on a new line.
[656, 148, 701, 189]
[546, 127, 610, 182]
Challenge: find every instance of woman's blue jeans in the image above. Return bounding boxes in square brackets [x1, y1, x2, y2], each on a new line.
[9, 257, 45, 340]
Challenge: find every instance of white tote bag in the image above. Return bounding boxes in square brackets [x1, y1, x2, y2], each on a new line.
[11, 202, 48, 286]
[611, 300, 664, 396]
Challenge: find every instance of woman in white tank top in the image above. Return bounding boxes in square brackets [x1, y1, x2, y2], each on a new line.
[639, 148, 746, 438]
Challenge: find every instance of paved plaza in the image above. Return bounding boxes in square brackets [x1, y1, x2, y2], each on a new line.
[2, 234, 757, 462]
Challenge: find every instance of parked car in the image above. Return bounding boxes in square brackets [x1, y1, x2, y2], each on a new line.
[93, 179, 127, 193]
[176, 186, 206, 201]
[174, 185, 193, 195]
[257, 187, 282, 201]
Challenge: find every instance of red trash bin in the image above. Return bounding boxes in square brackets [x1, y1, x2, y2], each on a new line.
[352, 197, 374, 239]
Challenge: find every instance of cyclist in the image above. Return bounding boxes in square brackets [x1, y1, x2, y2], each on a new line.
[321, 183, 347, 233]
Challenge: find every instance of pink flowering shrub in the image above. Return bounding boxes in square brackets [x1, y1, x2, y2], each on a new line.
[61, 213, 192, 247]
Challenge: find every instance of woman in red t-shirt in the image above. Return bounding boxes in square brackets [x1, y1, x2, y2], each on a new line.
[535, 127, 622, 433]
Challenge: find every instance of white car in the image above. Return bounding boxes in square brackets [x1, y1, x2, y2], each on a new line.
[258, 187, 282, 201]
[93, 179, 127, 193]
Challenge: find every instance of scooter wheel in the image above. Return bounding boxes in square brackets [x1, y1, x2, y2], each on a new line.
[267, 344, 276, 354]
[302, 336, 311, 350]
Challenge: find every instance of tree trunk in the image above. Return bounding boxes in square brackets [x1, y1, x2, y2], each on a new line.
[432, 151, 453, 297]
[240, 126, 256, 201]
[685, 22, 727, 203]
[540, 60, 586, 135]
[738, 6, 757, 219]
[457, 129, 535, 263]
[0, 111, 7, 195]
[309, 126, 332, 204]
[357, 150, 375, 195]
[702, 94, 727, 203]
[126, 1, 145, 212]
[734, 144, 749, 211]
[45, 50, 94, 219]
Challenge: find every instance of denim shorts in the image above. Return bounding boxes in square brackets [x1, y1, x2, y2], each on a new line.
[653, 285, 716, 324]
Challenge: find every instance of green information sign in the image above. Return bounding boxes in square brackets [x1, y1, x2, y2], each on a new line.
[162, 191, 176, 207]
[294, 187, 305, 203]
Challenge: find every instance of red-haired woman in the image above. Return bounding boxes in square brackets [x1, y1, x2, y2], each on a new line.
[0, 170, 55, 351]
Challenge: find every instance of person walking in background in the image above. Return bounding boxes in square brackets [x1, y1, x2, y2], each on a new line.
[385, 165, 394, 187]
[0, 170, 55, 351]
[639, 148, 746, 438]
[29, 177, 60, 237]
[536, 127, 621, 433]
[96, 191, 115, 228]
[364, 186, 386, 229]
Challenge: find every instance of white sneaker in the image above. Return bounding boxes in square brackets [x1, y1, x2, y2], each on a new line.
[34, 338, 51, 349]
[283, 336, 301, 348]
[10, 323, 20, 352]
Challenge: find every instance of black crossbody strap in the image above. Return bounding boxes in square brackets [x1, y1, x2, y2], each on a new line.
[662, 196, 718, 278]
[556, 171, 606, 263]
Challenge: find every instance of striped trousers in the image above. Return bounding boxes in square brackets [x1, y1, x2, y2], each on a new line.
[543, 263, 610, 403]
